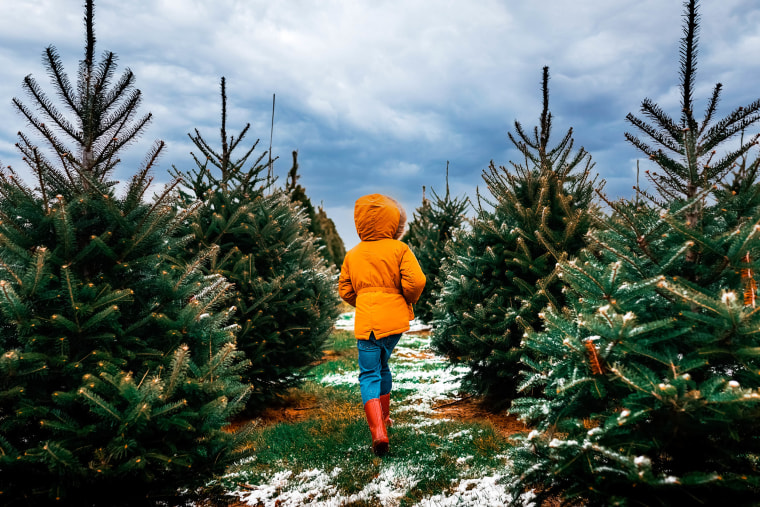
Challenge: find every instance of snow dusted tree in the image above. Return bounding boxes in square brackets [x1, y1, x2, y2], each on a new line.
[508, 2, 760, 504]
[0, 3, 253, 505]
[171, 78, 341, 410]
[431, 67, 599, 406]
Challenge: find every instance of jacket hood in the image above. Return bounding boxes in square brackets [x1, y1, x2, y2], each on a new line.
[354, 194, 402, 241]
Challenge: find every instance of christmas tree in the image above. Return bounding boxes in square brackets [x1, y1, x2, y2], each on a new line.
[315, 202, 346, 269]
[431, 67, 598, 405]
[0, 2, 253, 505]
[170, 78, 341, 410]
[285, 151, 346, 269]
[403, 164, 469, 324]
[508, 1, 760, 504]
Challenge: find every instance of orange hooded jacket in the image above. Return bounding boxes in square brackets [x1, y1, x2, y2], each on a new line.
[338, 194, 426, 340]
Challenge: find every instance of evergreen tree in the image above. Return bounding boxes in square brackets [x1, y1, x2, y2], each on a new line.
[508, 2, 760, 504]
[315, 202, 346, 269]
[404, 165, 469, 323]
[285, 151, 346, 268]
[170, 78, 341, 410]
[0, 3, 252, 505]
[431, 67, 598, 406]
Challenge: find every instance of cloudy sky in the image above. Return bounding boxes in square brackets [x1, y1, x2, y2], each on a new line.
[1, 0, 759, 249]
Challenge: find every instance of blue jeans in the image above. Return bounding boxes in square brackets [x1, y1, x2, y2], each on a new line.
[357, 332, 402, 405]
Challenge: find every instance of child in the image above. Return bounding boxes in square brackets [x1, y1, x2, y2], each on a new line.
[338, 194, 426, 456]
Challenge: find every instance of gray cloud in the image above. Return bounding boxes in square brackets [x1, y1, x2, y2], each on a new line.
[1, 0, 759, 249]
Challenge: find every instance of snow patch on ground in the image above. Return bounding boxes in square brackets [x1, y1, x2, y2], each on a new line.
[412, 474, 514, 507]
[393, 362, 470, 417]
[237, 469, 338, 506]
[237, 464, 419, 507]
[236, 467, 519, 507]
[319, 371, 358, 386]
[333, 312, 356, 331]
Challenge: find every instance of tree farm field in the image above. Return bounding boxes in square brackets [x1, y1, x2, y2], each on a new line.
[219, 313, 532, 507]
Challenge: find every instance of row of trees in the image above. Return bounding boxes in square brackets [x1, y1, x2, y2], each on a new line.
[0, 2, 341, 505]
[403, 0, 760, 504]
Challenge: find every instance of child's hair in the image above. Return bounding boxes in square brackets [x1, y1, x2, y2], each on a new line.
[388, 197, 407, 239]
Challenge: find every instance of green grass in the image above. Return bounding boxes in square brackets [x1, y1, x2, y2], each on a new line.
[221, 329, 516, 506]
[310, 356, 356, 378]
[324, 329, 357, 353]
[309, 330, 358, 378]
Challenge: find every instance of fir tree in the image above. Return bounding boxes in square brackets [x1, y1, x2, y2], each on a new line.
[508, 2, 760, 505]
[404, 165, 469, 324]
[315, 202, 346, 269]
[170, 78, 341, 410]
[285, 151, 346, 269]
[431, 67, 598, 406]
[0, 3, 252, 505]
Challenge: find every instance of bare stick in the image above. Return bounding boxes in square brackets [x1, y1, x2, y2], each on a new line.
[267, 93, 275, 188]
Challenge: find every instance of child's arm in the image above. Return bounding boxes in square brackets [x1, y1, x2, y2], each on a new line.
[338, 259, 357, 307]
[400, 247, 426, 304]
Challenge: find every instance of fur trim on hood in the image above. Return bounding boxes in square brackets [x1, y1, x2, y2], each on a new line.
[387, 197, 407, 239]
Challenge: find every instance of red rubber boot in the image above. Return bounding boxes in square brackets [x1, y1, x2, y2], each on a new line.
[380, 393, 393, 427]
[364, 398, 389, 456]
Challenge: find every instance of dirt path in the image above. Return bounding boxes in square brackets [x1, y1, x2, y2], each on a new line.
[431, 395, 528, 439]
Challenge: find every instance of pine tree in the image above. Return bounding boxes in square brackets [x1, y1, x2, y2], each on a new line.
[170, 78, 341, 410]
[315, 202, 346, 268]
[404, 165, 469, 323]
[508, 2, 760, 504]
[285, 151, 346, 269]
[431, 67, 598, 406]
[0, 3, 252, 505]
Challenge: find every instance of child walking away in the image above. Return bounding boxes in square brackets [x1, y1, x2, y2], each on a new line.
[338, 194, 426, 456]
